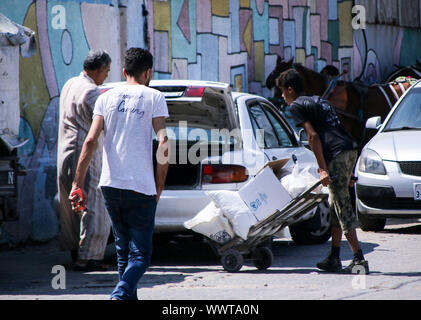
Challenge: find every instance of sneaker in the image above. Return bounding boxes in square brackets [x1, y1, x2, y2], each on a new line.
[317, 256, 342, 272]
[342, 259, 369, 275]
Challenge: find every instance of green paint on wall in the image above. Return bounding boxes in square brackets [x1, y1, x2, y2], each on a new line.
[399, 29, 421, 67]
[328, 20, 339, 61]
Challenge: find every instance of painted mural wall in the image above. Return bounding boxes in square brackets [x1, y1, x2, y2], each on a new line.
[0, 0, 420, 244]
[148, 0, 356, 97]
[354, 0, 421, 84]
[0, 0, 144, 243]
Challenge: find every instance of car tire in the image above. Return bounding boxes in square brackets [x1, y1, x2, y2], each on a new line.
[289, 200, 332, 245]
[357, 210, 386, 232]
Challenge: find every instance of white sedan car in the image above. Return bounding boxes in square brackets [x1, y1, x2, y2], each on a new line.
[355, 80, 421, 231]
[99, 80, 331, 244]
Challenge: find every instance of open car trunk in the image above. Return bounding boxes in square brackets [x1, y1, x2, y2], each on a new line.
[152, 85, 239, 190]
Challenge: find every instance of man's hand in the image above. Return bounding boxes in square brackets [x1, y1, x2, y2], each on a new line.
[319, 169, 333, 187]
[156, 185, 164, 203]
[69, 185, 87, 214]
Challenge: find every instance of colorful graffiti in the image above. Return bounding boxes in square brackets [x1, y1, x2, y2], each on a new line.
[0, 0, 136, 243]
[1, 0, 420, 244]
[148, 0, 356, 96]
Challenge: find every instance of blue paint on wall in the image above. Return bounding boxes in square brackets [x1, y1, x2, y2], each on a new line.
[0, 0, 33, 25]
[47, 1, 91, 91]
[231, 65, 246, 92]
[230, 0, 241, 53]
[197, 34, 219, 81]
[171, 0, 197, 63]
[18, 118, 35, 160]
[328, 0, 338, 20]
[251, 0, 269, 54]
[283, 20, 296, 58]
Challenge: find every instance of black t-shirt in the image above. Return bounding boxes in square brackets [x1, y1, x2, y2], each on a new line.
[290, 95, 357, 164]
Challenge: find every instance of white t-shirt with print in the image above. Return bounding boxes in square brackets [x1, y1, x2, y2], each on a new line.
[93, 84, 169, 195]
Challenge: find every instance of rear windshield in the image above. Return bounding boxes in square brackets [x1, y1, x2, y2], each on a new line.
[154, 98, 239, 144]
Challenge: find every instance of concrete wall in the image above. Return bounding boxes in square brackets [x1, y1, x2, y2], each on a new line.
[0, 0, 420, 244]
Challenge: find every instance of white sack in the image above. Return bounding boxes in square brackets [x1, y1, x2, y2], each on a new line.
[206, 190, 258, 240]
[280, 165, 322, 198]
[183, 202, 235, 244]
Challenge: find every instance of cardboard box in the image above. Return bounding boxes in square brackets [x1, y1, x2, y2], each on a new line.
[238, 159, 292, 222]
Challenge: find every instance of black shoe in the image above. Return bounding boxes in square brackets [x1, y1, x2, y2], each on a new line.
[317, 256, 342, 272]
[342, 259, 369, 275]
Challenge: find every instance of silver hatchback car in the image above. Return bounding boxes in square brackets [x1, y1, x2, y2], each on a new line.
[355, 80, 421, 231]
[95, 80, 331, 245]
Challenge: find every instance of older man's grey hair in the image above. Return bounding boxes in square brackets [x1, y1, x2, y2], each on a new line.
[83, 49, 112, 71]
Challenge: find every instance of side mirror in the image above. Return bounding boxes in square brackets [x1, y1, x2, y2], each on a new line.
[365, 116, 382, 130]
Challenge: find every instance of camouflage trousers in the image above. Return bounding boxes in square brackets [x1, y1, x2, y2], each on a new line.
[327, 149, 360, 234]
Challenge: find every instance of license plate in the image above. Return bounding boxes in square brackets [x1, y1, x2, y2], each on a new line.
[415, 184, 421, 201]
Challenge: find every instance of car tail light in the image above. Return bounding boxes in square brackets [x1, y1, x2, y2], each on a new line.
[202, 164, 248, 184]
[185, 86, 205, 97]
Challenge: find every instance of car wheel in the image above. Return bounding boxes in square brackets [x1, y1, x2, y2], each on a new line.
[357, 209, 386, 232]
[221, 249, 244, 272]
[289, 200, 332, 245]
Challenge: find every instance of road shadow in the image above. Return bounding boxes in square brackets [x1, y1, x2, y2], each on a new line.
[381, 224, 421, 235]
[270, 239, 379, 269]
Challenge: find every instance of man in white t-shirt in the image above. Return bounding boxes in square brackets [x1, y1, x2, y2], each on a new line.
[70, 48, 169, 300]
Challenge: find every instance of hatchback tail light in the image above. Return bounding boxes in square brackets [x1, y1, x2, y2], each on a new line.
[185, 86, 206, 97]
[202, 164, 248, 184]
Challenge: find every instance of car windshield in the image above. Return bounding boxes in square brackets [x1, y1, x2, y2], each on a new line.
[384, 88, 421, 132]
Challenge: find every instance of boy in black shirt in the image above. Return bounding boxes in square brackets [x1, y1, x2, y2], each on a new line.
[276, 69, 369, 274]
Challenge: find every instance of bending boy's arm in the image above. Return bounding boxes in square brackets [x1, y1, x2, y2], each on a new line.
[301, 121, 332, 186]
[153, 116, 170, 202]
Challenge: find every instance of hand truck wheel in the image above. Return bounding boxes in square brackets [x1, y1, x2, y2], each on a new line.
[221, 249, 244, 272]
[252, 246, 273, 270]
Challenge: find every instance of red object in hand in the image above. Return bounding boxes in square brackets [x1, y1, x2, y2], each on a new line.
[70, 187, 86, 213]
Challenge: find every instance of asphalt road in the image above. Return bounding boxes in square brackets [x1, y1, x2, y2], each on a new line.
[1, 218, 421, 301]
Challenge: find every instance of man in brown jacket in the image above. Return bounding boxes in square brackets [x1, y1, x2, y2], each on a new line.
[57, 50, 111, 271]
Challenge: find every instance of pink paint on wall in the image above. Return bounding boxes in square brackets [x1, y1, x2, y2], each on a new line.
[321, 41, 332, 65]
[310, 14, 321, 59]
[256, 0, 265, 15]
[196, 0, 212, 33]
[316, 0, 328, 41]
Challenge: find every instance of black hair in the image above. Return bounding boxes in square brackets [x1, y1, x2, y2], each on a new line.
[276, 69, 304, 94]
[83, 50, 111, 71]
[124, 48, 153, 77]
[320, 65, 339, 77]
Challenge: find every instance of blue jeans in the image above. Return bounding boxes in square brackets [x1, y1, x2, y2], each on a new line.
[101, 186, 157, 300]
